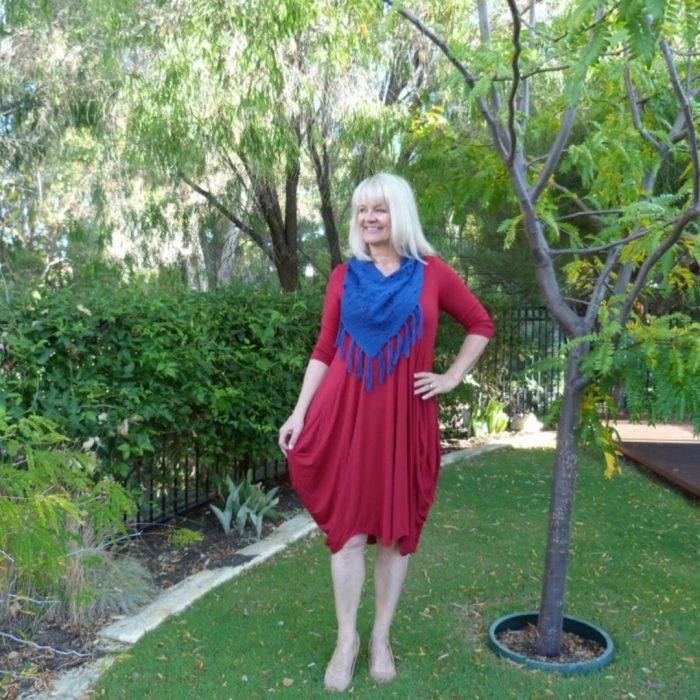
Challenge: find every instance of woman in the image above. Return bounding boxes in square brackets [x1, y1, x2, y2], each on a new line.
[278, 173, 494, 691]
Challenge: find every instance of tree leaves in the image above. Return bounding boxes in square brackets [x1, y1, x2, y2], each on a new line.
[619, 0, 666, 62]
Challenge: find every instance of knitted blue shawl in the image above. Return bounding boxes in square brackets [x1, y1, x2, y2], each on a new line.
[335, 257, 424, 391]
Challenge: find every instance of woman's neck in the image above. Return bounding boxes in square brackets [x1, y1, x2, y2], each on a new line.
[369, 246, 400, 275]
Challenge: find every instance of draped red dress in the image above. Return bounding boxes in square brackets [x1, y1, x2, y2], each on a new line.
[287, 256, 494, 555]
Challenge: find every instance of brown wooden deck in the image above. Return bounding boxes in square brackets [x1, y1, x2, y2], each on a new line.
[614, 421, 700, 499]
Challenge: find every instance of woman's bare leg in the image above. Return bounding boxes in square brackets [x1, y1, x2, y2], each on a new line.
[325, 534, 367, 690]
[370, 541, 409, 680]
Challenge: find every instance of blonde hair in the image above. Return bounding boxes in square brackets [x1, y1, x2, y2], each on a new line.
[348, 173, 435, 261]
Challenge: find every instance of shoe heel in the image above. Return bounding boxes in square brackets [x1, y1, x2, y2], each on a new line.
[368, 638, 396, 683]
[324, 634, 360, 692]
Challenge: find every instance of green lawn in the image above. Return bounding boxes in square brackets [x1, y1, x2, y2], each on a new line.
[96, 448, 700, 699]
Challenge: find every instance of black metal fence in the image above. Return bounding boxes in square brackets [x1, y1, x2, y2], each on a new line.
[475, 306, 565, 416]
[123, 437, 286, 528]
[126, 306, 564, 526]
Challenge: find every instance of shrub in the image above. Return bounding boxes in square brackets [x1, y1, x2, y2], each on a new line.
[0, 282, 323, 485]
[0, 410, 143, 628]
[468, 398, 509, 437]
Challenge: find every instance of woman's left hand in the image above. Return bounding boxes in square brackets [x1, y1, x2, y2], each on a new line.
[413, 371, 461, 400]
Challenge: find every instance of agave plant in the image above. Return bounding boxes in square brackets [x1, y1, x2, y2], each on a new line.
[210, 470, 280, 540]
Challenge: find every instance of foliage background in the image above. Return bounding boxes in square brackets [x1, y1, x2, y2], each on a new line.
[0, 282, 323, 482]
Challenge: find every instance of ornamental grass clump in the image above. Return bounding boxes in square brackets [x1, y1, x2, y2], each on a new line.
[60, 521, 154, 629]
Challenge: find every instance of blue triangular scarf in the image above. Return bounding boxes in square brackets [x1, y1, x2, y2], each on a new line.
[335, 257, 424, 391]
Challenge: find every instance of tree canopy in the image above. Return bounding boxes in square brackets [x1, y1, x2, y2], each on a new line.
[386, 0, 700, 656]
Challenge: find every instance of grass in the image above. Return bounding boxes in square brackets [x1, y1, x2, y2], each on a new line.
[95, 448, 700, 699]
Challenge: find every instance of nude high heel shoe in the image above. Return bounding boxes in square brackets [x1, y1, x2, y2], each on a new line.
[368, 638, 397, 683]
[324, 634, 360, 692]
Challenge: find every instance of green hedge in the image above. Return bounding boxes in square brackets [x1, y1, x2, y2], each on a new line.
[0, 283, 323, 481]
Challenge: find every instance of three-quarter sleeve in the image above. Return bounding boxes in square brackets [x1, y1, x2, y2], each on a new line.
[310, 264, 345, 365]
[434, 257, 494, 338]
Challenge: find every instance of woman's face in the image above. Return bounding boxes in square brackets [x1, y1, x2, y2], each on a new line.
[357, 198, 392, 250]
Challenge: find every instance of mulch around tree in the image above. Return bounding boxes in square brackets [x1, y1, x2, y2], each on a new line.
[496, 623, 605, 665]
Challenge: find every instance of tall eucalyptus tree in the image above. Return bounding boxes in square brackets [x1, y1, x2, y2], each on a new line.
[122, 1, 395, 290]
[0, 0, 147, 292]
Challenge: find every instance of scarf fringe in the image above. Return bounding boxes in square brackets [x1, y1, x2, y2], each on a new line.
[336, 304, 424, 392]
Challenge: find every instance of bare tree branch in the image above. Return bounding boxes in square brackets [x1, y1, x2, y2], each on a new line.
[520, 15, 564, 43]
[661, 39, 700, 204]
[625, 65, 668, 154]
[668, 89, 700, 143]
[477, 0, 502, 114]
[557, 209, 623, 222]
[383, 0, 510, 159]
[518, 0, 537, 128]
[529, 6, 611, 204]
[551, 226, 661, 256]
[612, 40, 700, 326]
[505, 0, 523, 166]
[619, 204, 700, 326]
[178, 173, 270, 256]
[584, 247, 621, 327]
[308, 124, 342, 268]
[492, 63, 571, 82]
[581, 2, 621, 32]
[529, 107, 576, 202]
[383, 1, 476, 88]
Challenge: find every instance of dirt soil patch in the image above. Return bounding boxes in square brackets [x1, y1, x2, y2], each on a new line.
[115, 476, 303, 589]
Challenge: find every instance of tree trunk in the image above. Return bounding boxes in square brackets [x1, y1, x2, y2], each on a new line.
[309, 134, 343, 269]
[535, 342, 588, 656]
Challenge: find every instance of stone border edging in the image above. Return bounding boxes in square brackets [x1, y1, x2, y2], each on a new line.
[25, 513, 317, 700]
[440, 443, 509, 465]
[98, 512, 317, 646]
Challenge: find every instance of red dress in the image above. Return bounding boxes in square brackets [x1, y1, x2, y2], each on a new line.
[287, 256, 494, 555]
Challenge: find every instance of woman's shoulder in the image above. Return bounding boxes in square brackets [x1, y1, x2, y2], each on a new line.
[423, 254, 450, 274]
[327, 261, 347, 289]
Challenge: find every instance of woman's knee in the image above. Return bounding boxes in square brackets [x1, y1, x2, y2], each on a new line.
[337, 534, 368, 557]
[377, 540, 402, 555]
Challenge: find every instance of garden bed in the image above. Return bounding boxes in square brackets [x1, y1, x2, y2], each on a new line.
[0, 477, 303, 700]
[116, 477, 303, 589]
